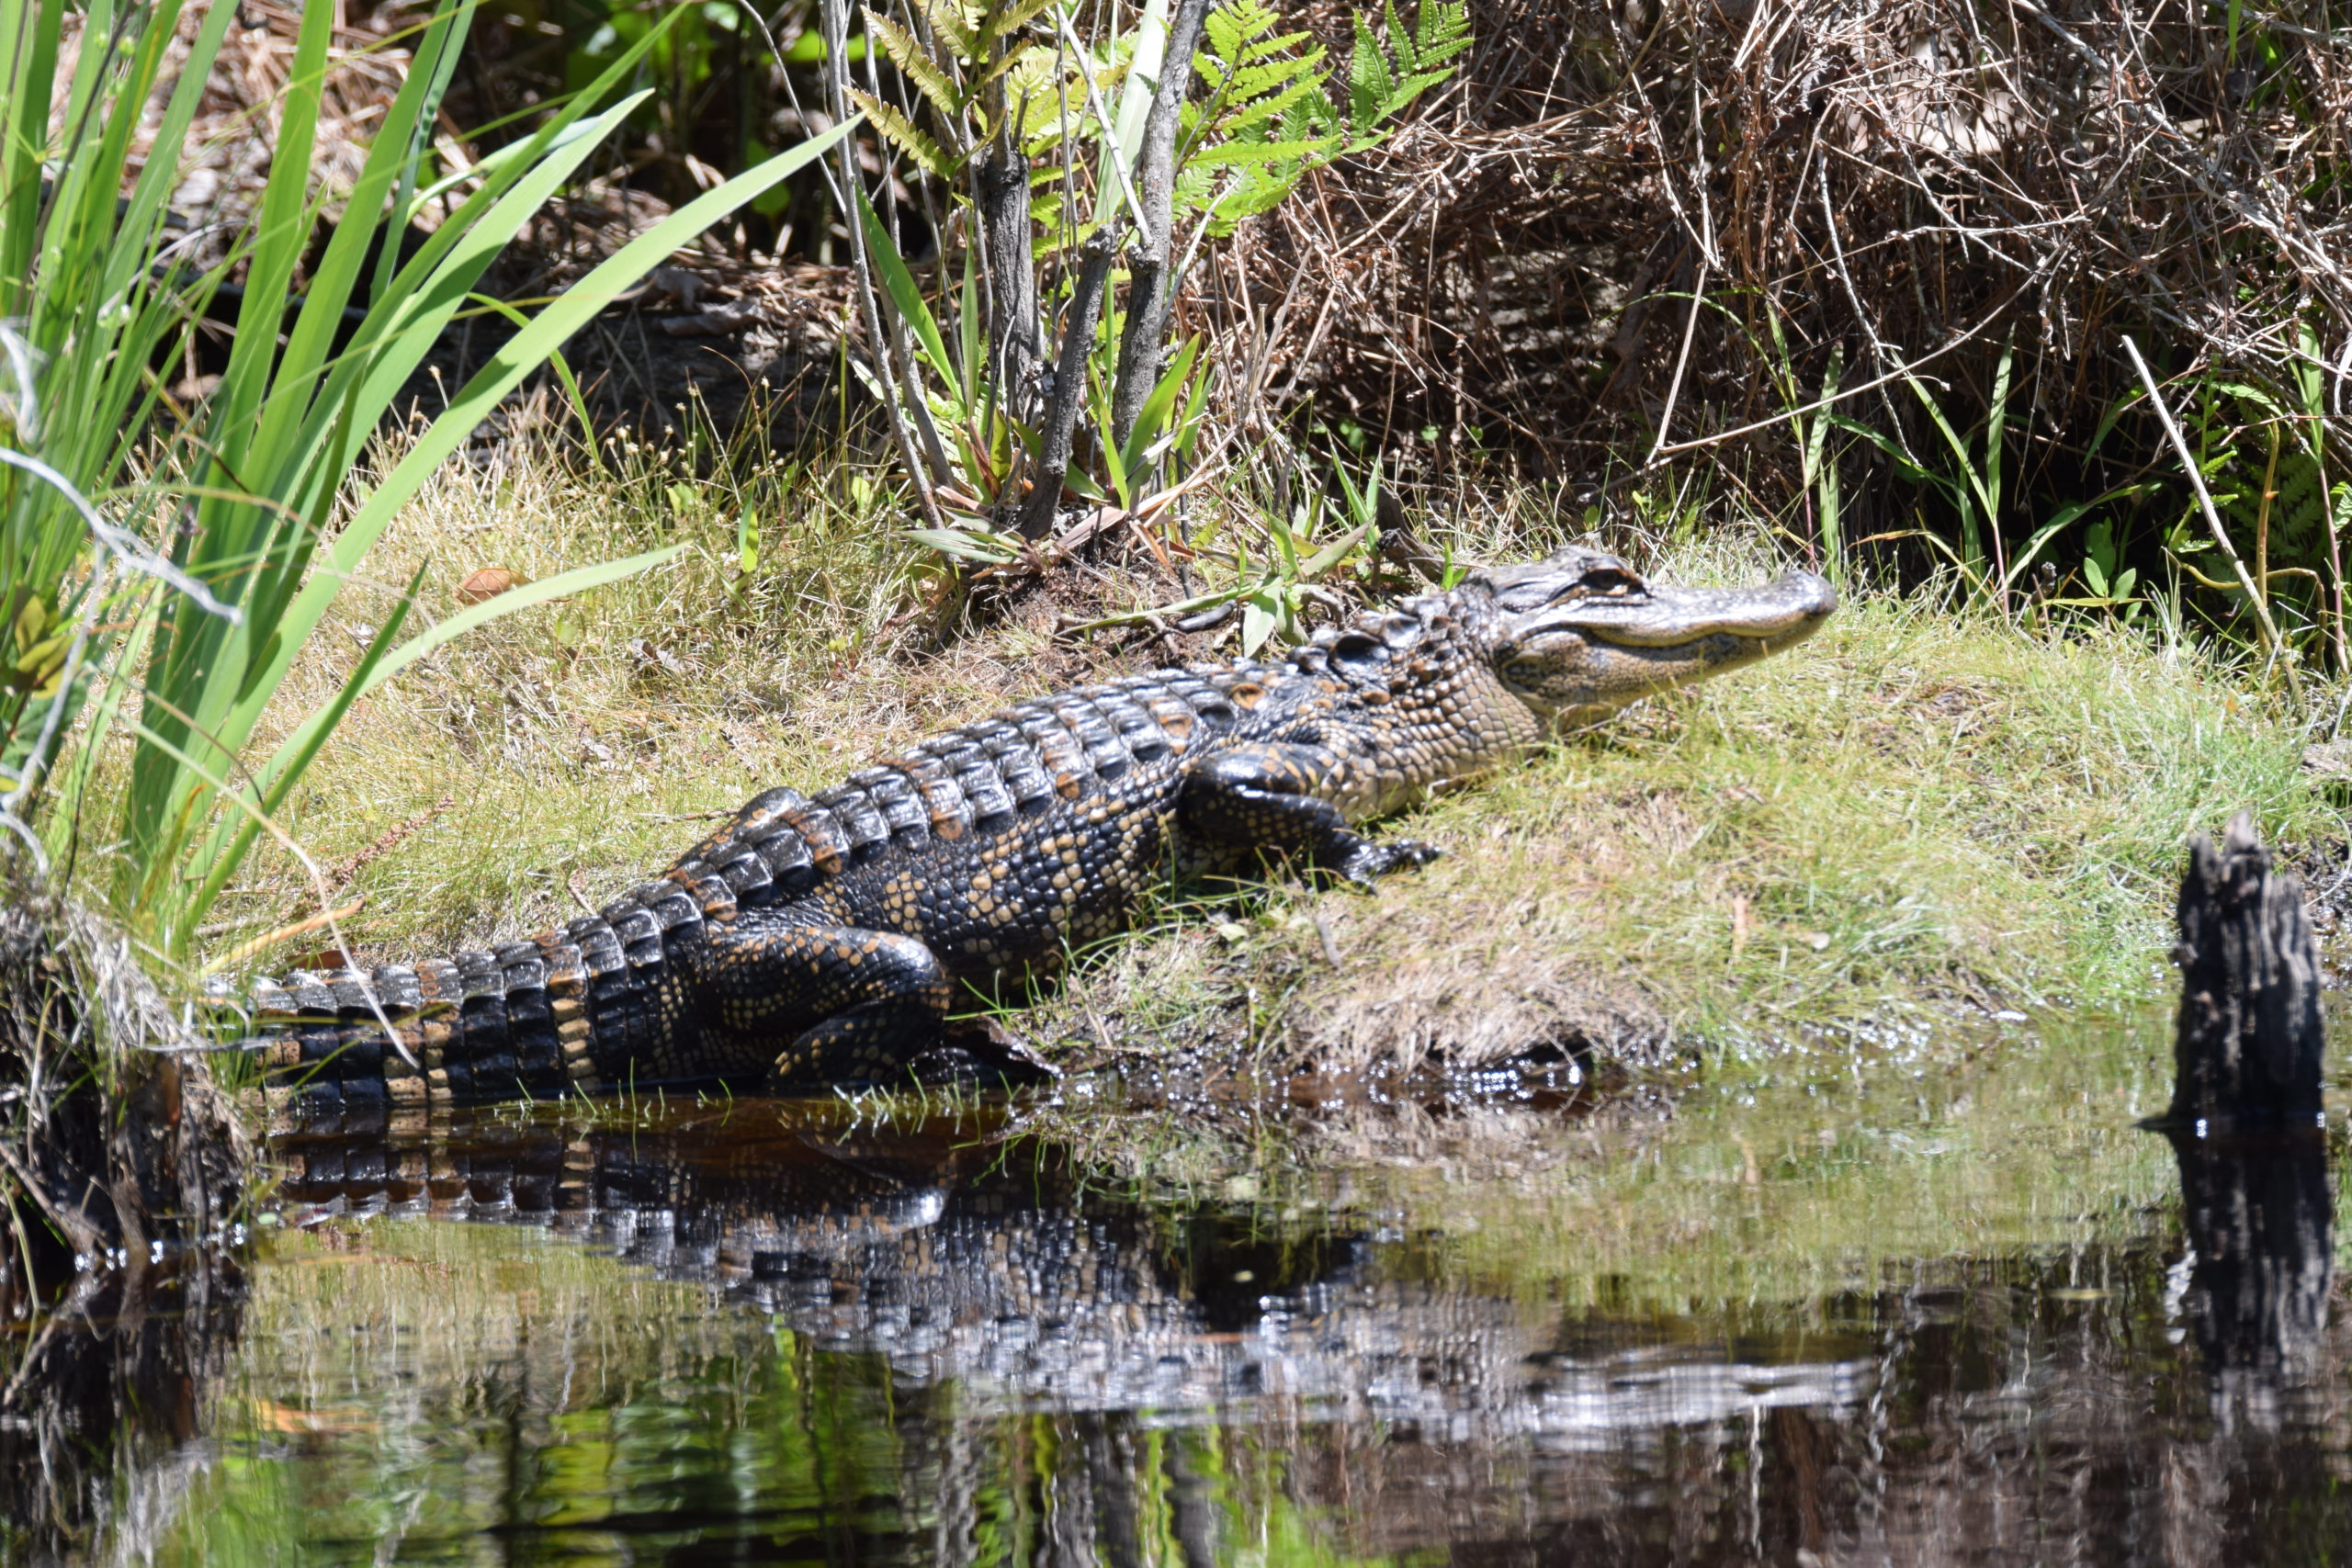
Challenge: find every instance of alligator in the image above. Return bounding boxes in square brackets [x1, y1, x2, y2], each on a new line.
[223, 547, 1833, 1111]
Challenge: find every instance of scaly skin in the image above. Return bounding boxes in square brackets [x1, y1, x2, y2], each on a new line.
[224, 547, 1835, 1112]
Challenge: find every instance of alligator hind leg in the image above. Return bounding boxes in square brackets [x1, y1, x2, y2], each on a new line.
[1179, 743, 1442, 887]
[695, 917, 956, 1088]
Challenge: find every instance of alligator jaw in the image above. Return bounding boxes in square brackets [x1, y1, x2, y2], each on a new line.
[1487, 553, 1837, 727]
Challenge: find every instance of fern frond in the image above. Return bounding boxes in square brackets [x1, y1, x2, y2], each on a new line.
[1342, 0, 1465, 130]
[1202, 0, 1273, 62]
[1389, 67, 1452, 107]
[1218, 73, 1329, 141]
[1223, 50, 1325, 105]
[1171, 164, 1219, 212]
[852, 89, 964, 181]
[914, 0, 980, 61]
[978, 0, 1057, 51]
[1211, 168, 1305, 227]
[1413, 0, 1472, 67]
[1348, 15, 1394, 133]
[1188, 135, 1338, 169]
[866, 11, 967, 127]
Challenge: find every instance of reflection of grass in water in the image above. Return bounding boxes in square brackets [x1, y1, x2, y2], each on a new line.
[1422, 1010, 2188, 1314]
[156, 1219, 1396, 1566]
[1048, 1010, 2191, 1319]
[158, 1221, 900, 1562]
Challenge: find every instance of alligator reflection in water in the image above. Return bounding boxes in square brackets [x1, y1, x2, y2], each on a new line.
[166, 1095, 2352, 1566]
[266, 1105, 1866, 1438]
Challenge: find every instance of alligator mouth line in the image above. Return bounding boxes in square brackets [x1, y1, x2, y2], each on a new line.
[1566, 572, 1838, 653]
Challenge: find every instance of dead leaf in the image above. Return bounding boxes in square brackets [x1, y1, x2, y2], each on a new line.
[456, 566, 526, 606]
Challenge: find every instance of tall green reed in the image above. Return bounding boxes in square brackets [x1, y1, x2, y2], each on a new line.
[0, 0, 852, 965]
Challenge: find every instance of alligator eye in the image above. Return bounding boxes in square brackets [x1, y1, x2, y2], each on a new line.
[1582, 569, 1642, 596]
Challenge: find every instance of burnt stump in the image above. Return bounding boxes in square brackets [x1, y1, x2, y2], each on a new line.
[2166, 813, 2326, 1127]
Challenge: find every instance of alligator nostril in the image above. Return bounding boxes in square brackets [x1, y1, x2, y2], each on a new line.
[1781, 571, 1838, 617]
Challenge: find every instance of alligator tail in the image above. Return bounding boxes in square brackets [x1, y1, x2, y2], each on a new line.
[220, 780, 915, 1122]
[225, 895, 720, 1122]
[226, 935, 606, 1120]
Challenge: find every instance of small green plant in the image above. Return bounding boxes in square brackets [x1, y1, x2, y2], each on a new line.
[1072, 453, 1380, 650]
[1234, 474, 1376, 652]
[2158, 324, 2349, 672]
[1820, 338, 2142, 624]
[1833, 343, 2028, 611]
[2060, 520, 2142, 622]
[836, 0, 1465, 575]
[1759, 310, 1843, 584]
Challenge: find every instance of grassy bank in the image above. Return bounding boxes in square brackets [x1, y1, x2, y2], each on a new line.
[1036, 576, 2334, 1073]
[198, 437, 2339, 1078]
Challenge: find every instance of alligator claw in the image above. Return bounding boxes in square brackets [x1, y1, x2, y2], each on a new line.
[1336, 838, 1445, 888]
[914, 1016, 1062, 1089]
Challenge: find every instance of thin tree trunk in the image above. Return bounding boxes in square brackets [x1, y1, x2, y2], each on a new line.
[978, 133, 1041, 421]
[821, 0, 946, 531]
[1109, 0, 1214, 452]
[1019, 231, 1119, 539]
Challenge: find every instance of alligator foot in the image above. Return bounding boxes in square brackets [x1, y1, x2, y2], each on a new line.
[908, 1017, 1062, 1089]
[1333, 837, 1445, 889]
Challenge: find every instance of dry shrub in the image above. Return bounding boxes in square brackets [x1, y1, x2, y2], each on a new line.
[1249, 0, 2352, 548]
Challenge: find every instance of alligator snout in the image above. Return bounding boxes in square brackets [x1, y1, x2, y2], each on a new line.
[1493, 554, 1838, 727]
[1574, 569, 1837, 651]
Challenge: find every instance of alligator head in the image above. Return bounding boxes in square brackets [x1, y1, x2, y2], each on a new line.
[1479, 547, 1836, 728]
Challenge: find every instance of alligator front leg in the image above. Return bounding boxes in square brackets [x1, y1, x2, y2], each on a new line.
[696, 915, 958, 1089]
[1178, 742, 1442, 888]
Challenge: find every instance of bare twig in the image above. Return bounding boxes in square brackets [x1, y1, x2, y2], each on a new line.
[1110, 0, 1215, 450]
[1020, 229, 1122, 539]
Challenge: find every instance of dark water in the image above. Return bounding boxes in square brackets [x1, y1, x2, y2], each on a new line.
[28, 1014, 2352, 1564]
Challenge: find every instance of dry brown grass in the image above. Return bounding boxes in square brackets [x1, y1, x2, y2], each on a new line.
[202, 430, 1184, 962]
[1246, 0, 2352, 589]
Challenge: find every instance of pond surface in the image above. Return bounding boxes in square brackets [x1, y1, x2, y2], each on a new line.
[68, 1012, 2352, 1562]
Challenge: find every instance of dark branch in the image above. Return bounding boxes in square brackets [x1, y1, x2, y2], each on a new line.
[1108, 0, 1214, 453]
[1019, 230, 1122, 540]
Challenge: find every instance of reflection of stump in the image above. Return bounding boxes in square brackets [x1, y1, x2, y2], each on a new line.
[2169, 1126, 2333, 1388]
[2167, 814, 2325, 1126]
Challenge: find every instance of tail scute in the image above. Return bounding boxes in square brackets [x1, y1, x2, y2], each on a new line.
[230, 930, 608, 1118]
